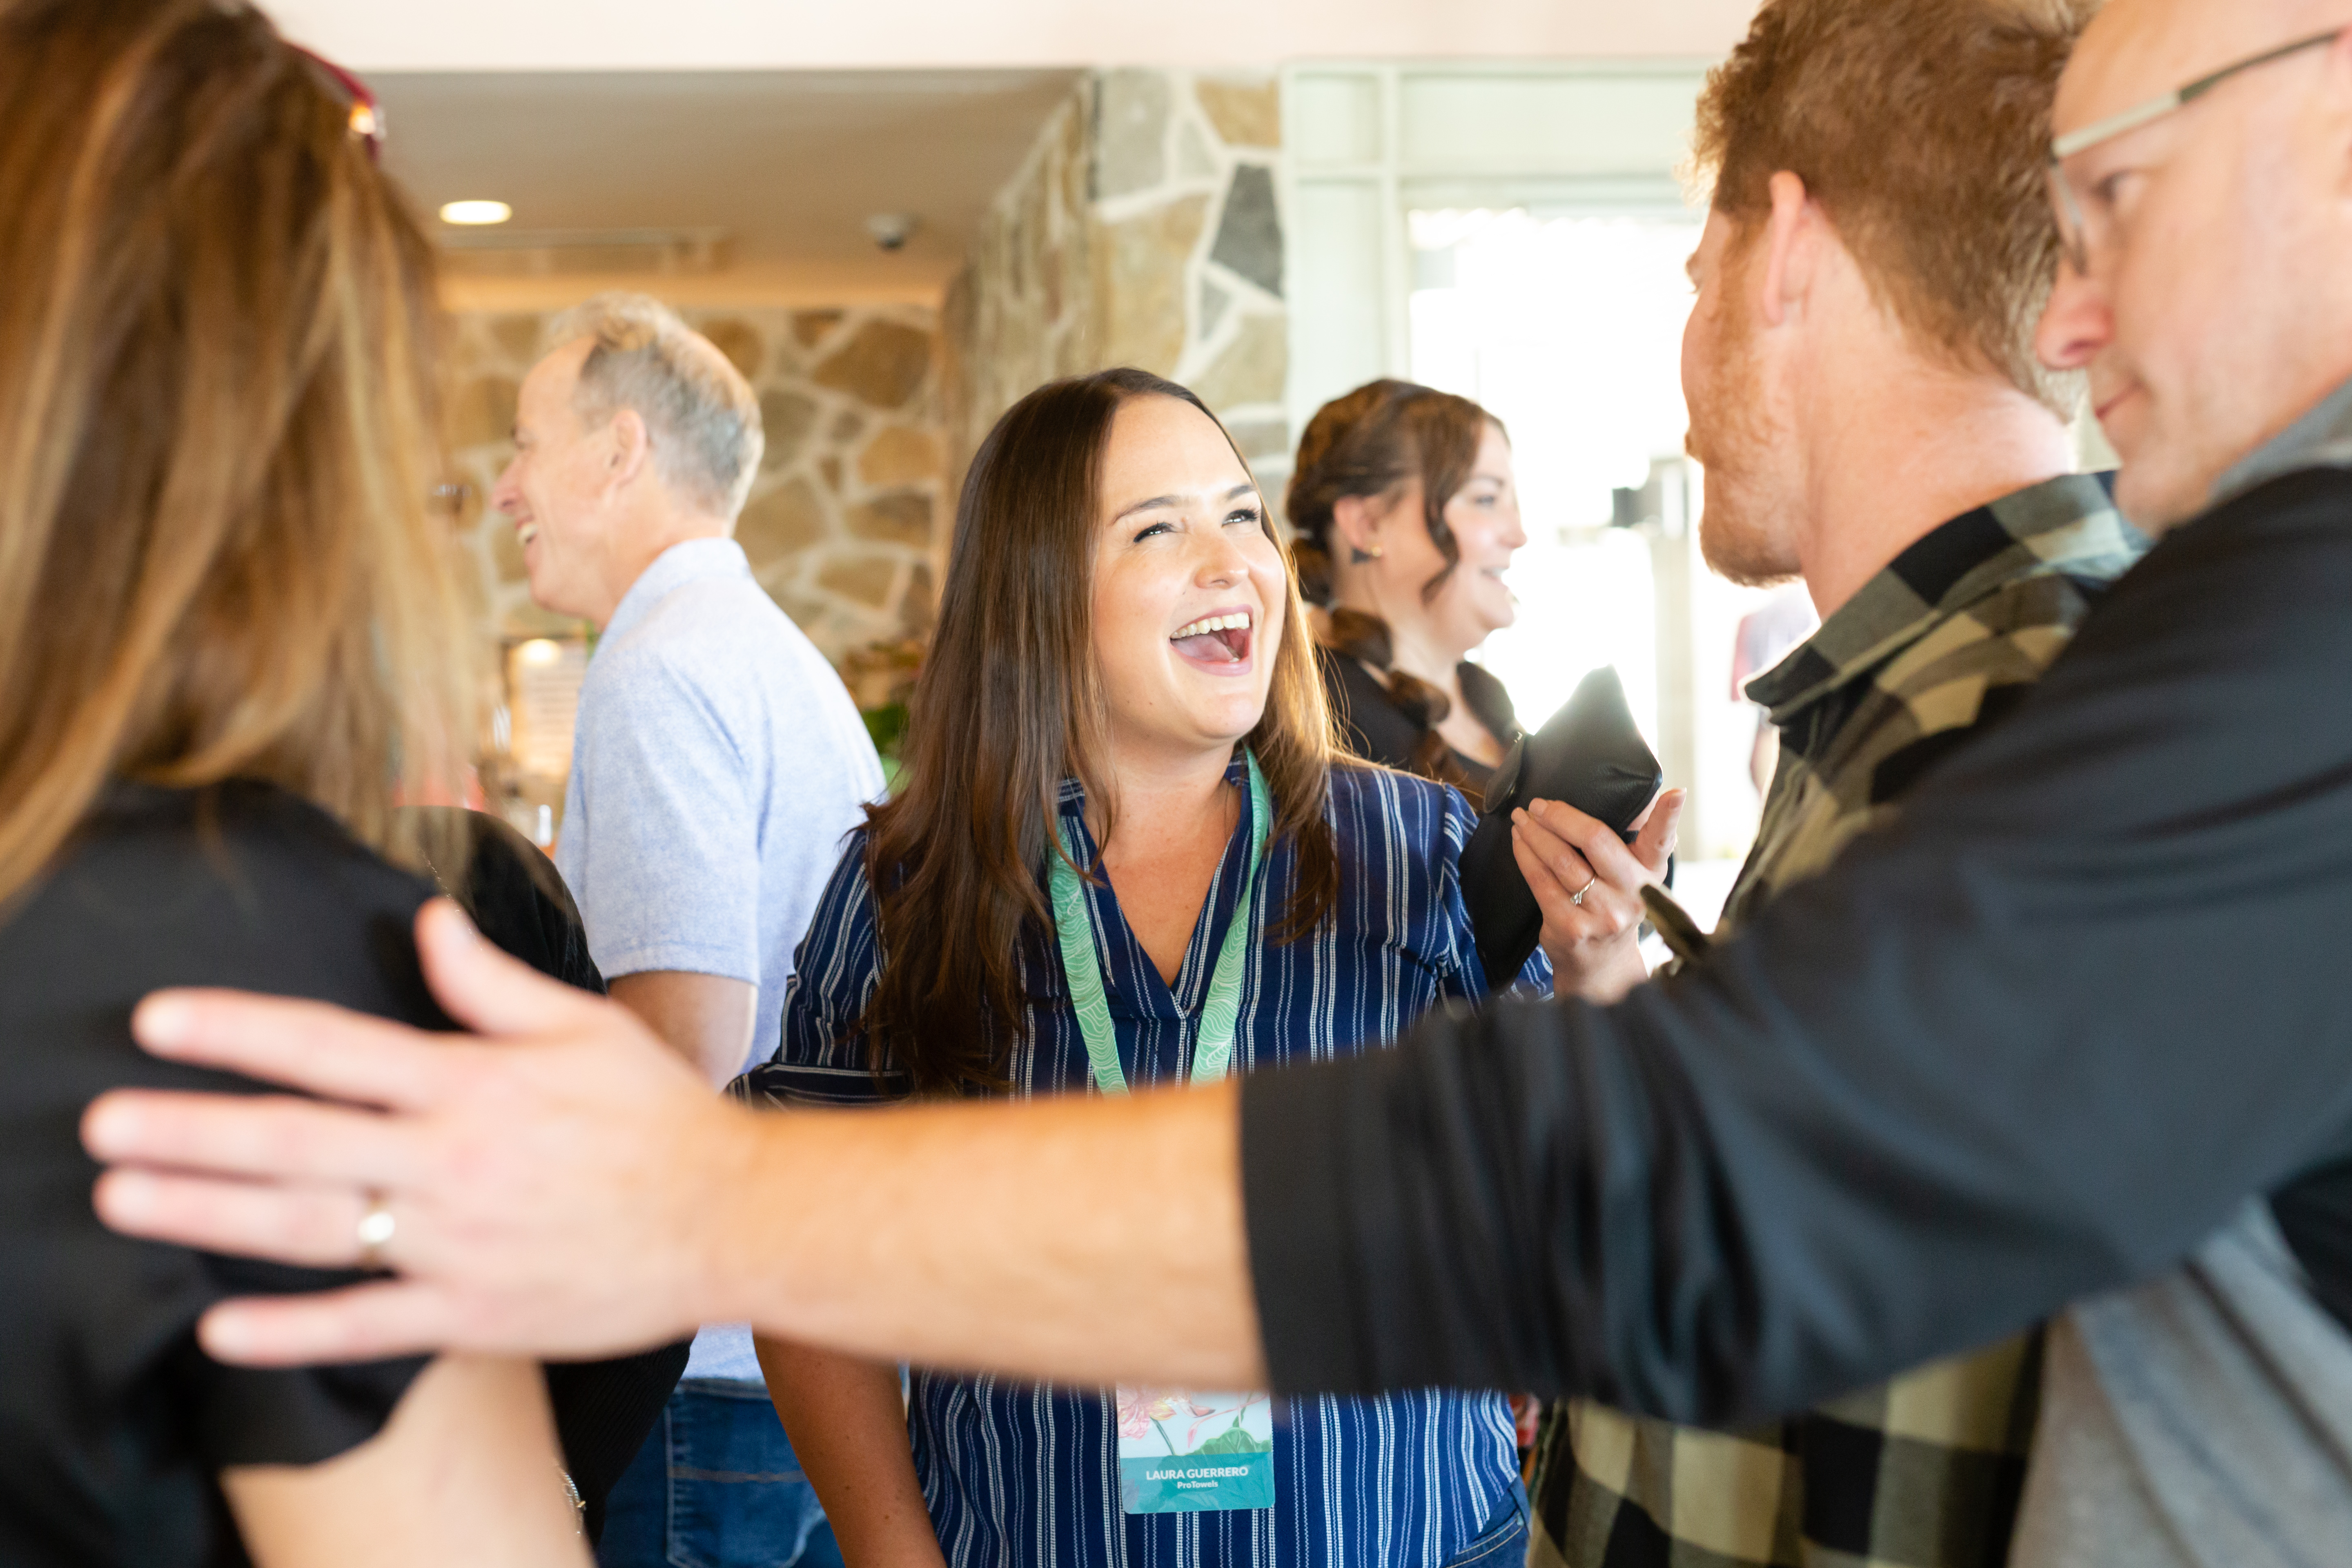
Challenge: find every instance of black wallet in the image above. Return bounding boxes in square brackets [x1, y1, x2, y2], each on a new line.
[1459, 665, 1664, 991]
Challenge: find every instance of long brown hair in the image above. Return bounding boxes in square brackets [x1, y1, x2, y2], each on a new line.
[863, 369, 1337, 1096]
[0, 0, 472, 908]
[1285, 379, 1505, 791]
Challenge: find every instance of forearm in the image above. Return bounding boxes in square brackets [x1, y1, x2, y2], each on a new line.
[224, 1354, 586, 1566]
[610, 970, 756, 1087]
[711, 1082, 1263, 1390]
[1244, 782, 2352, 1417]
[1234, 506, 2352, 1414]
[755, 1338, 940, 1566]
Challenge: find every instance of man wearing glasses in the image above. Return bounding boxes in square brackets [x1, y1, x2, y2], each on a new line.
[80, 2, 2352, 1562]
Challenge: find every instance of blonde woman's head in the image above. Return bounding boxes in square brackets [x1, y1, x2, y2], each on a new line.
[0, 0, 473, 904]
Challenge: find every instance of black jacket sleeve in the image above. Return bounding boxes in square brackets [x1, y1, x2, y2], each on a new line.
[1242, 468, 2352, 1423]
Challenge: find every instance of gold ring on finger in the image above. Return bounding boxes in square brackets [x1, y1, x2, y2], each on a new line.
[355, 1194, 396, 1273]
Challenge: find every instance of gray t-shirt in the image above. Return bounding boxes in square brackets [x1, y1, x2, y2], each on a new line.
[2013, 1203, 2352, 1568]
[558, 537, 882, 1379]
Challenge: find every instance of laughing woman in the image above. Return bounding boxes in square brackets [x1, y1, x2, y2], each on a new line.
[744, 369, 1543, 1568]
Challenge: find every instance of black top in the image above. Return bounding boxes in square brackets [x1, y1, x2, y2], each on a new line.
[408, 807, 603, 996]
[0, 783, 433, 1567]
[399, 807, 689, 1544]
[1318, 645, 1520, 798]
[1243, 466, 2352, 1417]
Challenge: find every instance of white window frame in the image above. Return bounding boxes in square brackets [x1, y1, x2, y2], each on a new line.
[1283, 60, 1797, 875]
[1281, 60, 1714, 442]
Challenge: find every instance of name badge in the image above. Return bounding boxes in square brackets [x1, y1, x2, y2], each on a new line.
[1115, 1388, 1274, 1514]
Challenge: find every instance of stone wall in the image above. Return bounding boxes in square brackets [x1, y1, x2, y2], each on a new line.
[441, 302, 945, 667]
[943, 69, 1292, 521]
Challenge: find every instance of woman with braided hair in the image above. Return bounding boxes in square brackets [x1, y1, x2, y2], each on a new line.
[1286, 381, 1530, 804]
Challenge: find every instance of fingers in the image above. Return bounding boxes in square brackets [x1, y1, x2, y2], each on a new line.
[200, 1282, 456, 1366]
[414, 898, 609, 1039]
[93, 1165, 379, 1267]
[1632, 789, 1687, 872]
[130, 990, 451, 1111]
[1517, 806, 1650, 1000]
[1511, 808, 1594, 900]
[1524, 798, 1664, 891]
[1510, 821, 1584, 909]
[82, 1089, 415, 1186]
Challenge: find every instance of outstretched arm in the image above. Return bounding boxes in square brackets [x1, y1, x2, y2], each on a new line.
[83, 899, 1263, 1387]
[83, 491, 2352, 1422]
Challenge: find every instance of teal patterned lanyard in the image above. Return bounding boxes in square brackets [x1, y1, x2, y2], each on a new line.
[1049, 751, 1272, 1096]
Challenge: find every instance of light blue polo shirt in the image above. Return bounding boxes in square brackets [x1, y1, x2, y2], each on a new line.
[557, 536, 882, 1380]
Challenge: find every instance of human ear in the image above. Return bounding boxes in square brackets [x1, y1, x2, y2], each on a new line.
[1759, 170, 1817, 331]
[1332, 494, 1383, 560]
[605, 409, 653, 488]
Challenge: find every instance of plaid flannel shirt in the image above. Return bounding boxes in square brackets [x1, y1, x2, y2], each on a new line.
[1530, 472, 2147, 1568]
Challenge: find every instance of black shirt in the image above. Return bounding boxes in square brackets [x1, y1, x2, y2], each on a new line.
[1318, 646, 1520, 799]
[403, 809, 694, 1543]
[408, 806, 602, 997]
[0, 784, 432, 1567]
[1243, 466, 2352, 1418]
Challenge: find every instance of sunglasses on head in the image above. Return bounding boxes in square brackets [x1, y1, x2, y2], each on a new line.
[287, 43, 383, 161]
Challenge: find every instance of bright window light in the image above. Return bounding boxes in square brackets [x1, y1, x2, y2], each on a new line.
[439, 200, 512, 226]
[1408, 209, 1703, 738]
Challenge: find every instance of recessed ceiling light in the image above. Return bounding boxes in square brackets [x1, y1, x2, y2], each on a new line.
[440, 200, 513, 226]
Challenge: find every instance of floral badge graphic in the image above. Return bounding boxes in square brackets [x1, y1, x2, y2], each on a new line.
[1114, 1387, 1276, 1515]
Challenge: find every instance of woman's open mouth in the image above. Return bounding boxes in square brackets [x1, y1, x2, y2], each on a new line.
[1171, 610, 1254, 670]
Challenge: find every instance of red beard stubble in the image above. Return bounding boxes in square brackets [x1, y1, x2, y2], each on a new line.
[1687, 237, 1801, 589]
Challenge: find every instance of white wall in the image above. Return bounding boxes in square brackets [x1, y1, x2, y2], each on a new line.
[267, 0, 1760, 71]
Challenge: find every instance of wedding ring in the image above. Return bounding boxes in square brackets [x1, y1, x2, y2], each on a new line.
[1571, 876, 1599, 908]
[355, 1194, 396, 1272]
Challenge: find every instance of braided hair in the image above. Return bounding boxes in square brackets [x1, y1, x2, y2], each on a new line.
[1286, 380, 1505, 793]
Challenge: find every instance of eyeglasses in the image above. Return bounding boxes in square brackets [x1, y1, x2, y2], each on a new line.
[287, 44, 385, 163]
[2046, 27, 2343, 274]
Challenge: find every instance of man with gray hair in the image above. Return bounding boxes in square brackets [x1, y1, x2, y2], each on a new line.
[492, 292, 878, 1566]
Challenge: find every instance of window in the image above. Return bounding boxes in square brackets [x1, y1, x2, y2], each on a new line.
[1287, 64, 1787, 914]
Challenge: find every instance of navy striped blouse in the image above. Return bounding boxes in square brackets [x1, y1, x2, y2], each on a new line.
[742, 757, 1546, 1567]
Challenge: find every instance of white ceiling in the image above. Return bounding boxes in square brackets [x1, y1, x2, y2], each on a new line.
[276, 0, 1760, 71]
[374, 70, 1083, 307]
[345, 0, 1764, 310]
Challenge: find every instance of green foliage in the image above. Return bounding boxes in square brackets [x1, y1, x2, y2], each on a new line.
[862, 701, 910, 758]
[1196, 1426, 1272, 1455]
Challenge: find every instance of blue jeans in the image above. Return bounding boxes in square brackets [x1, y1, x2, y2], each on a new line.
[1443, 1478, 1530, 1566]
[597, 1380, 845, 1568]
